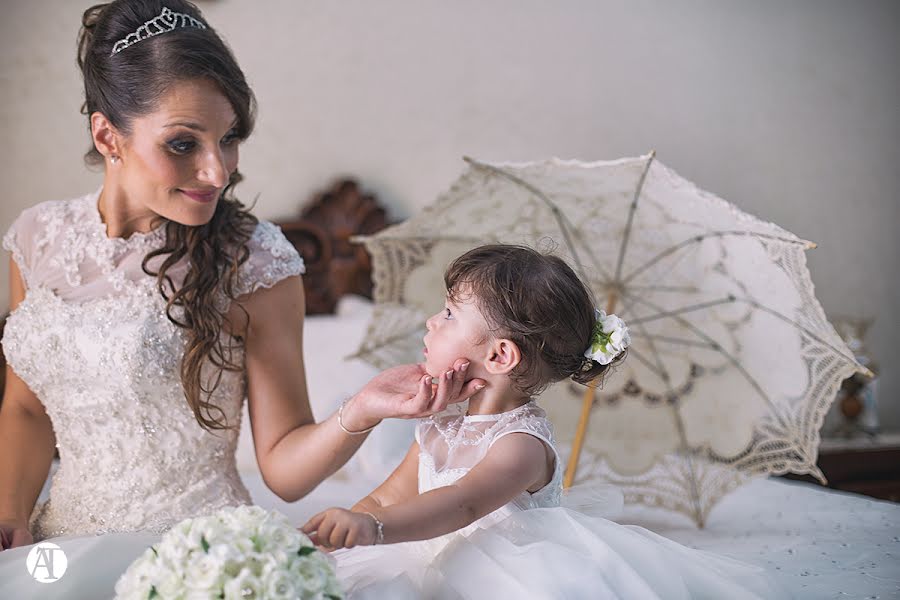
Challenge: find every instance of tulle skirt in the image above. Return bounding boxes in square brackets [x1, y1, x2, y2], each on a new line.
[334, 507, 787, 600]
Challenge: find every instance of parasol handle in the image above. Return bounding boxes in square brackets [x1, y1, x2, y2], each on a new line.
[563, 292, 618, 489]
[564, 385, 595, 488]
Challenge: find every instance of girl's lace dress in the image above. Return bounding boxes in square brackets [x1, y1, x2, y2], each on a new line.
[335, 401, 785, 599]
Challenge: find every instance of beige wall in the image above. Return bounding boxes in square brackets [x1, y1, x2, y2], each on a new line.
[2, 1, 898, 428]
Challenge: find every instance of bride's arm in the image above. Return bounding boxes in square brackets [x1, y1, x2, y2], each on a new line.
[0, 258, 54, 550]
[239, 276, 482, 502]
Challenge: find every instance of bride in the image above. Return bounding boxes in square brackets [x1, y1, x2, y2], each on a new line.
[0, 0, 482, 593]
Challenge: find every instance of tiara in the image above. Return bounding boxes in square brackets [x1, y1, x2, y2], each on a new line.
[110, 7, 207, 56]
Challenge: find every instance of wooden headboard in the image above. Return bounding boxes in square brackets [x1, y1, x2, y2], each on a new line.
[275, 178, 390, 314]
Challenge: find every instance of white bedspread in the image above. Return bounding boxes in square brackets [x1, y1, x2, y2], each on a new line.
[2, 297, 897, 599]
[241, 467, 900, 600]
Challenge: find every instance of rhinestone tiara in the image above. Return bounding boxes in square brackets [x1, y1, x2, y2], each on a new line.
[110, 6, 207, 56]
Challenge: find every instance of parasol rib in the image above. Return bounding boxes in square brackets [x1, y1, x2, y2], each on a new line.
[613, 151, 656, 282]
[629, 296, 738, 326]
[625, 284, 701, 293]
[621, 231, 814, 287]
[630, 310, 671, 383]
[630, 332, 723, 350]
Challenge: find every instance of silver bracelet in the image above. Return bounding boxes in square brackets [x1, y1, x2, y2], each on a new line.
[364, 512, 385, 544]
[337, 399, 378, 435]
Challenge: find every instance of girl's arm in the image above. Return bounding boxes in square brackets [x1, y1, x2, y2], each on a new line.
[300, 441, 421, 548]
[351, 441, 420, 514]
[304, 432, 550, 548]
[238, 276, 484, 502]
[374, 433, 549, 543]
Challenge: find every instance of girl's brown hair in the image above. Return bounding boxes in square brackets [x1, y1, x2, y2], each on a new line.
[445, 244, 625, 396]
[78, 0, 258, 430]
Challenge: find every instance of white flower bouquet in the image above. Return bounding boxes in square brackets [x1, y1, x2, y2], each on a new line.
[115, 505, 343, 600]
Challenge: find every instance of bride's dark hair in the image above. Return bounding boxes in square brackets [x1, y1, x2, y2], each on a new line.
[78, 0, 258, 430]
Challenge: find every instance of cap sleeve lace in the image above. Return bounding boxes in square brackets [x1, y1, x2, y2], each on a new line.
[234, 220, 305, 298]
[3, 204, 42, 289]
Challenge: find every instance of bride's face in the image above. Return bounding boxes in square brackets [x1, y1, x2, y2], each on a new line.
[114, 78, 242, 227]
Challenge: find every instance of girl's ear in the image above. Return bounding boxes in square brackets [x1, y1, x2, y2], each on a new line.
[484, 338, 522, 376]
[90, 112, 123, 162]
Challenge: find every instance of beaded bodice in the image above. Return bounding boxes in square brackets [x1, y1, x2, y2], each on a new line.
[1, 191, 304, 540]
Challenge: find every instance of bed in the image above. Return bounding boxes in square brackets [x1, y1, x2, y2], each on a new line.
[229, 292, 897, 600]
[4, 181, 899, 599]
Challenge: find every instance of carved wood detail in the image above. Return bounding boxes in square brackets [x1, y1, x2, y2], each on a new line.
[276, 179, 390, 314]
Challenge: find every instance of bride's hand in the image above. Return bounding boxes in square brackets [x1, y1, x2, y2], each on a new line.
[341, 359, 485, 431]
[0, 521, 33, 551]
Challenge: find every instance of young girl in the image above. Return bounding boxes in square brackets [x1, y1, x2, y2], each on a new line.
[303, 244, 784, 599]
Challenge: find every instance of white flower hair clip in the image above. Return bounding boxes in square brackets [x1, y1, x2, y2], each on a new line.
[584, 309, 631, 366]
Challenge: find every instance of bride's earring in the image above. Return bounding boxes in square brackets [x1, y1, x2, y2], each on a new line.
[110, 155, 120, 165]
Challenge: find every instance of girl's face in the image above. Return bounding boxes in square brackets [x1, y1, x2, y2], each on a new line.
[114, 78, 241, 227]
[423, 290, 490, 377]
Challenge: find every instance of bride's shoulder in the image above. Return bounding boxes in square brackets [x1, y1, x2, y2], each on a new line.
[7, 194, 92, 233]
[246, 220, 302, 261]
[233, 219, 305, 297]
[3, 193, 96, 278]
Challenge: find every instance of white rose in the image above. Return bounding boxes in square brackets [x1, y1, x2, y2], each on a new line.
[232, 505, 267, 530]
[243, 551, 270, 577]
[296, 559, 330, 594]
[208, 540, 246, 578]
[154, 569, 185, 599]
[601, 312, 625, 334]
[584, 310, 630, 365]
[223, 568, 263, 600]
[229, 535, 256, 556]
[184, 552, 225, 593]
[257, 520, 304, 553]
[158, 529, 192, 567]
[265, 569, 300, 600]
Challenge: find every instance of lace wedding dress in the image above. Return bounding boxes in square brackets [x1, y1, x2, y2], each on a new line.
[335, 401, 786, 599]
[0, 190, 303, 598]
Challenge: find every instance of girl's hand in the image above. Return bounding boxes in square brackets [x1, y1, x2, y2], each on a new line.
[341, 360, 485, 431]
[301, 508, 378, 550]
[0, 521, 33, 551]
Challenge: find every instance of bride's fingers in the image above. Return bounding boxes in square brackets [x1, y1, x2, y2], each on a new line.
[445, 361, 469, 403]
[406, 374, 434, 417]
[456, 378, 486, 403]
[427, 369, 455, 413]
